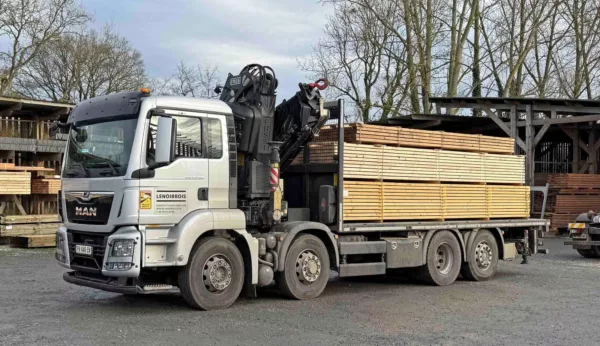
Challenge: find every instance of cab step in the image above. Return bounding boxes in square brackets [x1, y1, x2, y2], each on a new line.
[137, 284, 180, 294]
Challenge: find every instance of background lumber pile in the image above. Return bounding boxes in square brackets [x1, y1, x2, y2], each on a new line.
[31, 178, 61, 194]
[0, 98, 70, 243]
[0, 214, 61, 237]
[0, 172, 31, 194]
[534, 174, 600, 229]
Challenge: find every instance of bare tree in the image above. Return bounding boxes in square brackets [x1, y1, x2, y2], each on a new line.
[13, 27, 146, 102]
[302, 1, 408, 121]
[0, 0, 89, 96]
[152, 62, 220, 99]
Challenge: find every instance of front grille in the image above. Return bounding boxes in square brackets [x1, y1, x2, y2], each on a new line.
[68, 231, 108, 273]
[65, 192, 113, 225]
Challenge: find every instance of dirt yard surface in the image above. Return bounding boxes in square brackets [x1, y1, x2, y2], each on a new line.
[1, 238, 597, 346]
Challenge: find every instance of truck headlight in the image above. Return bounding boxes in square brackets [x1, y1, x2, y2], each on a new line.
[55, 233, 66, 263]
[111, 239, 135, 257]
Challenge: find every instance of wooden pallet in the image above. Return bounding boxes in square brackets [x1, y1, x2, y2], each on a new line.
[9, 234, 55, 248]
[314, 123, 515, 154]
[31, 178, 60, 194]
[303, 142, 525, 184]
[0, 172, 31, 194]
[343, 181, 530, 221]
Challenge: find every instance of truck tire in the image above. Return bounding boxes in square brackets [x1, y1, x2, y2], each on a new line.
[460, 230, 498, 281]
[178, 237, 244, 310]
[420, 231, 461, 286]
[577, 249, 595, 258]
[277, 234, 330, 300]
[577, 247, 600, 258]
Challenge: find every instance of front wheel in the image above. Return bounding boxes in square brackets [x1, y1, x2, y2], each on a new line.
[577, 247, 600, 258]
[461, 230, 499, 281]
[277, 234, 330, 300]
[178, 237, 244, 310]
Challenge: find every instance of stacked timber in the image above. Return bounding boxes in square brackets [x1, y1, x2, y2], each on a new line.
[293, 124, 515, 164]
[302, 142, 525, 184]
[1, 214, 60, 237]
[31, 178, 61, 194]
[313, 123, 515, 153]
[343, 182, 529, 221]
[535, 174, 600, 229]
[0, 172, 31, 194]
[296, 122, 528, 222]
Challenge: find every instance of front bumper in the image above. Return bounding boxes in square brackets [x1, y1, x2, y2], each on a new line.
[63, 271, 138, 294]
[56, 226, 143, 278]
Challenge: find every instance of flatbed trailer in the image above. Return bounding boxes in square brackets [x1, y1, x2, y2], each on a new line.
[282, 100, 549, 280]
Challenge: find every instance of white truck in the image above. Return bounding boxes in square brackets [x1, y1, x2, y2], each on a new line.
[53, 64, 548, 310]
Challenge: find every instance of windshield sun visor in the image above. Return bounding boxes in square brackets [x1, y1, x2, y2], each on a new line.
[68, 91, 144, 126]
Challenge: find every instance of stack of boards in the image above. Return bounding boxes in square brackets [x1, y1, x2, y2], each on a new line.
[1, 214, 60, 248]
[294, 123, 529, 222]
[535, 174, 600, 230]
[31, 178, 61, 194]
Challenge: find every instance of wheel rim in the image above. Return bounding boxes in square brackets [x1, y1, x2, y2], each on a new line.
[475, 240, 493, 270]
[203, 254, 233, 293]
[296, 249, 322, 285]
[435, 243, 454, 275]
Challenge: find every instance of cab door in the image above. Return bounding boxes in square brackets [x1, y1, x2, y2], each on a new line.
[139, 110, 208, 225]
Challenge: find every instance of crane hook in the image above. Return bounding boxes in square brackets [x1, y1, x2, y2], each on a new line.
[308, 78, 329, 91]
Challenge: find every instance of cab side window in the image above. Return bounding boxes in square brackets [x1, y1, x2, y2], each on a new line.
[206, 118, 223, 159]
[147, 115, 202, 165]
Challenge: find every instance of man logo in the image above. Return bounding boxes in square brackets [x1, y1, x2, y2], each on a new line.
[75, 206, 97, 217]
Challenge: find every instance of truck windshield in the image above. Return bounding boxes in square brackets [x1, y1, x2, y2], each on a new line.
[63, 118, 137, 178]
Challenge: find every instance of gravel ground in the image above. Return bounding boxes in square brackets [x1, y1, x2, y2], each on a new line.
[1, 237, 599, 346]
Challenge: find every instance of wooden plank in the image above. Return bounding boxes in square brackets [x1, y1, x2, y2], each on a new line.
[9, 234, 56, 248]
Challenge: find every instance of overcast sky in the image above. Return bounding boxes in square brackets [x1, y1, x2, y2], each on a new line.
[82, 0, 331, 99]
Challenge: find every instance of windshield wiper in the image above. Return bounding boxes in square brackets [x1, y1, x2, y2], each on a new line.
[65, 164, 89, 178]
[86, 160, 120, 176]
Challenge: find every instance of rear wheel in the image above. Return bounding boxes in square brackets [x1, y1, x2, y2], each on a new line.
[461, 230, 499, 281]
[178, 237, 244, 310]
[277, 234, 330, 299]
[420, 231, 461, 286]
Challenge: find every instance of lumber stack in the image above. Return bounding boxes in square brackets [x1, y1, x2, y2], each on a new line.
[312, 123, 515, 154]
[0, 172, 31, 194]
[303, 123, 528, 222]
[303, 142, 525, 184]
[31, 178, 61, 194]
[0, 214, 61, 237]
[343, 181, 530, 221]
[535, 174, 600, 229]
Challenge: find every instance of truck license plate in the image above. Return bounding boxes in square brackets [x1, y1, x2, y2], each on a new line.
[75, 244, 93, 256]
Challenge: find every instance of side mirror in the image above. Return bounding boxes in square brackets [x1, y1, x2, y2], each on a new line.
[153, 116, 177, 168]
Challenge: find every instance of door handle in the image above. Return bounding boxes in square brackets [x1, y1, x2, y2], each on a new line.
[198, 188, 208, 201]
